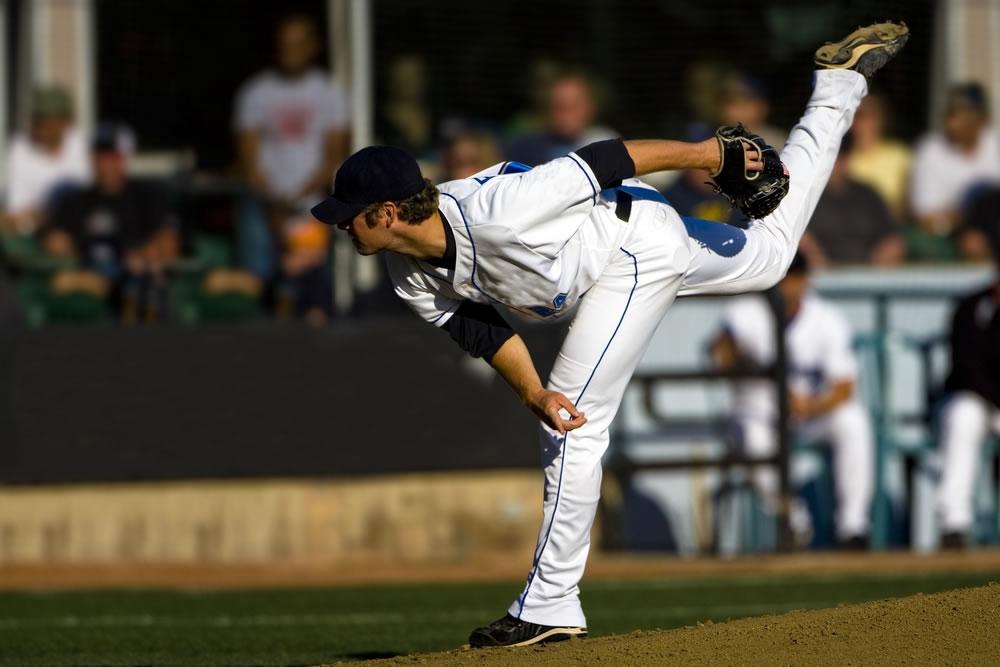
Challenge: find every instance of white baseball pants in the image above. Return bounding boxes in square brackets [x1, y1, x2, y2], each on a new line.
[739, 401, 874, 541]
[937, 391, 1000, 532]
[510, 69, 868, 627]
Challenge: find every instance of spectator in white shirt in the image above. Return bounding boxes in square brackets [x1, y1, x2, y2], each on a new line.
[233, 13, 351, 280]
[910, 83, 1000, 238]
[2, 87, 90, 236]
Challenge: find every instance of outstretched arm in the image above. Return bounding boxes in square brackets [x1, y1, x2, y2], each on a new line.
[573, 138, 761, 192]
[625, 138, 761, 177]
[490, 335, 587, 435]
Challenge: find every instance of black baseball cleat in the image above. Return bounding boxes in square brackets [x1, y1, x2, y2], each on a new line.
[468, 613, 587, 648]
[940, 531, 967, 551]
[815, 21, 909, 79]
[838, 534, 870, 551]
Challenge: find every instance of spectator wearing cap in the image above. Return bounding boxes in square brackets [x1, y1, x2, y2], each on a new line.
[799, 133, 904, 267]
[718, 73, 787, 152]
[505, 71, 618, 166]
[2, 87, 90, 236]
[41, 124, 179, 321]
[846, 93, 911, 221]
[909, 83, 1000, 260]
[234, 13, 351, 281]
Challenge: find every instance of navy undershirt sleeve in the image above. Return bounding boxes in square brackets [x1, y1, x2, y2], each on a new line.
[441, 301, 516, 362]
[575, 138, 636, 189]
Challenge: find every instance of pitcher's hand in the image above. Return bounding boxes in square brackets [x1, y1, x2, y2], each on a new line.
[526, 388, 587, 435]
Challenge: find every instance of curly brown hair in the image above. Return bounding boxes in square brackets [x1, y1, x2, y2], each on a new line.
[363, 179, 439, 228]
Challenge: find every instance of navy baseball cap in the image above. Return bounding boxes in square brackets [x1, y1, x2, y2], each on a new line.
[311, 146, 425, 226]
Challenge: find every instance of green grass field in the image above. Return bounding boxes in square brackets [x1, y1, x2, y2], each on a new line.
[1, 572, 998, 666]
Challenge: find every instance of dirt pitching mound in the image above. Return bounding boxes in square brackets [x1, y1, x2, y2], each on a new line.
[366, 582, 1000, 666]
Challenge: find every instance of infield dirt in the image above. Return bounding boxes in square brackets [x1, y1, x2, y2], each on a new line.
[364, 582, 1000, 666]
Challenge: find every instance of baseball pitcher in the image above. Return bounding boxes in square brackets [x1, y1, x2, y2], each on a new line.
[312, 23, 908, 648]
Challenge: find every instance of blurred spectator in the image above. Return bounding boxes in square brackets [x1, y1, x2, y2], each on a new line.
[505, 71, 617, 166]
[440, 131, 501, 181]
[276, 211, 333, 327]
[800, 134, 904, 267]
[2, 87, 90, 236]
[909, 83, 1000, 260]
[712, 253, 873, 549]
[41, 124, 179, 322]
[718, 73, 787, 151]
[936, 236, 1000, 549]
[504, 59, 561, 138]
[957, 185, 1000, 262]
[663, 123, 732, 223]
[234, 13, 350, 280]
[378, 54, 433, 157]
[846, 93, 911, 220]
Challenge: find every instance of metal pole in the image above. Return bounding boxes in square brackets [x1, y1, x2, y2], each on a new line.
[330, 0, 376, 316]
[766, 286, 794, 552]
[348, 0, 373, 152]
[328, 0, 373, 316]
[0, 0, 8, 187]
[871, 294, 890, 549]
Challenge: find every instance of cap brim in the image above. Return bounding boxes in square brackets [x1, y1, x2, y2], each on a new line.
[310, 196, 366, 226]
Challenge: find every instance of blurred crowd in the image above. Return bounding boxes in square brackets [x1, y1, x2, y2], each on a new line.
[2, 14, 1000, 326]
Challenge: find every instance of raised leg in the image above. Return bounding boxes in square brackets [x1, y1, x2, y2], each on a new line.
[679, 69, 868, 297]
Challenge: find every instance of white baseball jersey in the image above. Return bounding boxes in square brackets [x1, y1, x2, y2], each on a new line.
[386, 157, 660, 325]
[721, 292, 858, 421]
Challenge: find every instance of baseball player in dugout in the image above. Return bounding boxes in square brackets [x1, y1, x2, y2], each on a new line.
[937, 234, 1000, 550]
[312, 23, 908, 648]
[711, 252, 874, 550]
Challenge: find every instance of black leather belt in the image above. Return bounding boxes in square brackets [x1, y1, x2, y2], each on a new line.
[615, 191, 632, 222]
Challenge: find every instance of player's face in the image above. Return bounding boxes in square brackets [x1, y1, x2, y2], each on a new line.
[339, 210, 390, 256]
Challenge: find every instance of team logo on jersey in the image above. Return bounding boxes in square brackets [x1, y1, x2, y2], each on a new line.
[528, 293, 570, 318]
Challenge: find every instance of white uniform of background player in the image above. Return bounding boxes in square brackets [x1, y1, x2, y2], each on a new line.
[719, 290, 874, 542]
[385, 69, 868, 627]
[936, 286, 1000, 542]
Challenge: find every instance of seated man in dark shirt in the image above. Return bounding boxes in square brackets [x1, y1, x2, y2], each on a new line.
[799, 133, 904, 267]
[937, 233, 1000, 549]
[957, 185, 1000, 262]
[42, 124, 179, 320]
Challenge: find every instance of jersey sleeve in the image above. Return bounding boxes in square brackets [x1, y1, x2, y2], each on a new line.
[440, 301, 515, 361]
[383, 252, 462, 327]
[820, 308, 858, 382]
